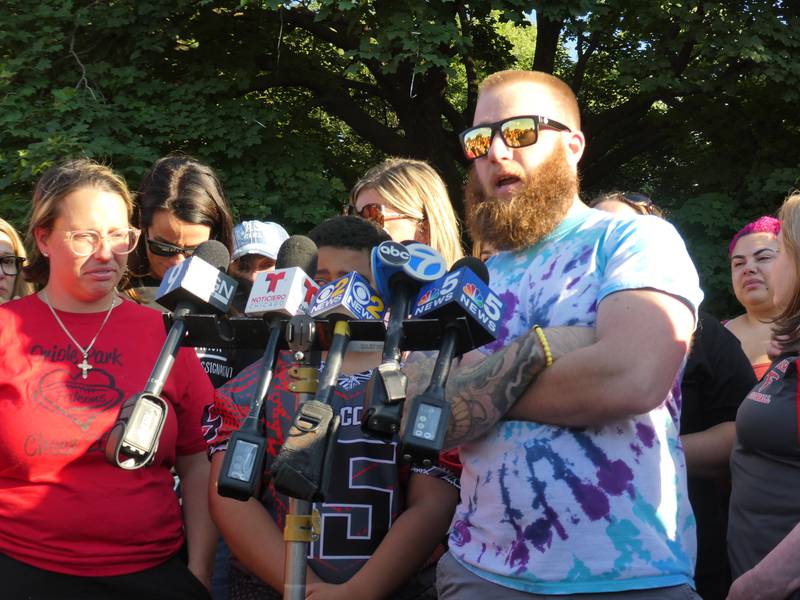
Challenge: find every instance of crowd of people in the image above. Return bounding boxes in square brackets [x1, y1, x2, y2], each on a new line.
[0, 67, 798, 600]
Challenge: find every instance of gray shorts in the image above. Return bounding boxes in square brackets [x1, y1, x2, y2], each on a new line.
[436, 552, 700, 600]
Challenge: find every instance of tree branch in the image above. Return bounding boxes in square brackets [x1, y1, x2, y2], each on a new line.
[532, 13, 563, 73]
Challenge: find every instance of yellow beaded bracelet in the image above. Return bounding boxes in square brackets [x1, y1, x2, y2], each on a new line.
[533, 325, 554, 368]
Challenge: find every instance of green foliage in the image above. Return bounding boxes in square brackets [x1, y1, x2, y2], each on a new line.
[1, 0, 798, 315]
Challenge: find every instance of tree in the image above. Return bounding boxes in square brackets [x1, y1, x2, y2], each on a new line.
[1, 0, 798, 313]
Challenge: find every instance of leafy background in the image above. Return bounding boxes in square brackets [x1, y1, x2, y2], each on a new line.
[1, 0, 798, 317]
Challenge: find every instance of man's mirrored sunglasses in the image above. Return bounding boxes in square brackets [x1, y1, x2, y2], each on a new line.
[459, 115, 572, 160]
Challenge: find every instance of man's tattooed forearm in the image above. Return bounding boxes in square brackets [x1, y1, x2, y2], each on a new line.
[444, 330, 544, 447]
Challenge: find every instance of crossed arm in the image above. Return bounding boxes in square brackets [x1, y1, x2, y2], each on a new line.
[403, 288, 695, 447]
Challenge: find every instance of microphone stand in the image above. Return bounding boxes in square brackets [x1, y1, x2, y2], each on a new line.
[282, 315, 320, 600]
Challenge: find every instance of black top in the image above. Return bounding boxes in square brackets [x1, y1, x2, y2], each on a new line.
[680, 310, 756, 596]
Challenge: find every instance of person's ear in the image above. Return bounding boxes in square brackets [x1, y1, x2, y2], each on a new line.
[33, 227, 51, 257]
[415, 219, 431, 245]
[564, 130, 585, 166]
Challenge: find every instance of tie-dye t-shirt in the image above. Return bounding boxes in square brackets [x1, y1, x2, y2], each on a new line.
[449, 204, 703, 594]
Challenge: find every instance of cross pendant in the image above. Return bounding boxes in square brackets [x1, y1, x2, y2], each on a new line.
[78, 355, 93, 379]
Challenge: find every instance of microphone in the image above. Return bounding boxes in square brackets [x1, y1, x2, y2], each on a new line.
[217, 236, 319, 500]
[244, 235, 319, 317]
[361, 241, 447, 440]
[270, 272, 385, 501]
[402, 256, 504, 465]
[156, 240, 238, 315]
[106, 240, 236, 469]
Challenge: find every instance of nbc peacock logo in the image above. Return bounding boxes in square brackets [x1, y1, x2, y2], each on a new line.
[417, 288, 440, 305]
[462, 283, 484, 307]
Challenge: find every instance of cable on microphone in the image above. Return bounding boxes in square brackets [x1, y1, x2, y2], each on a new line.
[217, 236, 319, 500]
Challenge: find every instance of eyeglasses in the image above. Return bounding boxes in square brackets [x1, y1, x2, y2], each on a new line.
[345, 203, 420, 228]
[0, 255, 25, 276]
[65, 228, 141, 257]
[459, 115, 572, 160]
[146, 235, 199, 258]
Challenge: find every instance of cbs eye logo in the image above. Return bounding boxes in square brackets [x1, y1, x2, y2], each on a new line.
[352, 280, 385, 320]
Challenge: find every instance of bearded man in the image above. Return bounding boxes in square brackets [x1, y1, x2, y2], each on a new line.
[404, 70, 703, 599]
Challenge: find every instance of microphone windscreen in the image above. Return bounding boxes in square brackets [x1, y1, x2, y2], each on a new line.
[450, 255, 489, 284]
[193, 240, 231, 270]
[276, 235, 318, 274]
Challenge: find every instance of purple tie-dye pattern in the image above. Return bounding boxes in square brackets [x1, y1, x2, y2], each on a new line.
[572, 431, 635, 498]
[566, 276, 582, 290]
[541, 259, 558, 280]
[629, 443, 643, 458]
[498, 462, 531, 573]
[451, 475, 481, 549]
[562, 245, 594, 274]
[635, 422, 656, 448]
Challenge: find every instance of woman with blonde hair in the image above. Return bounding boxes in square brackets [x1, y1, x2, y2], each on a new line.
[348, 157, 464, 266]
[0, 217, 33, 302]
[727, 191, 800, 600]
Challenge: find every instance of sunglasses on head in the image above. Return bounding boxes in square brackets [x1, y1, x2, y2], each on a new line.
[345, 203, 418, 228]
[146, 235, 199, 258]
[459, 114, 572, 161]
[620, 192, 653, 206]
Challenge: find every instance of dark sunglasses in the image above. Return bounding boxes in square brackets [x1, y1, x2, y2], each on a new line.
[344, 203, 418, 228]
[146, 235, 198, 258]
[459, 115, 572, 160]
[0, 255, 25, 276]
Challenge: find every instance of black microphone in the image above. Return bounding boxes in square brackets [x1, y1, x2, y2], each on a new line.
[217, 236, 319, 501]
[361, 241, 447, 440]
[270, 272, 385, 501]
[402, 257, 500, 466]
[106, 240, 237, 469]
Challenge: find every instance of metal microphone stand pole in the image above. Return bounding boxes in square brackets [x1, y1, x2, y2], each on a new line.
[283, 315, 319, 600]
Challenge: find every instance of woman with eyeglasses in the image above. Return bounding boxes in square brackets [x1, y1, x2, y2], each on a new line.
[348, 157, 464, 267]
[725, 216, 782, 379]
[727, 192, 800, 600]
[0, 217, 33, 303]
[0, 159, 216, 599]
[124, 156, 234, 307]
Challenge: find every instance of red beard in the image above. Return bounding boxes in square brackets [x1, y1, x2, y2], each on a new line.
[464, 144, 579, 251]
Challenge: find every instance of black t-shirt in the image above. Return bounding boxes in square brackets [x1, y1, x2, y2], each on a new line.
[680, 311, 756, 592]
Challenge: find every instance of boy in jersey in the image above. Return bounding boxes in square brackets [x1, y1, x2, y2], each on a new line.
[204, 216, 459, 599]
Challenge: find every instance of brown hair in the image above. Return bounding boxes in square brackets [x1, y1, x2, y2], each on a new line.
[0, 218, 34, 298]
[128, 156, 234, 278]
[479, 70, 581, 131]
[24, 159, 134, 286]
[772, 192, 800, 351]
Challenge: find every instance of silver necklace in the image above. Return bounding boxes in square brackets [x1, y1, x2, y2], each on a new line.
[42, 291, 117, 379]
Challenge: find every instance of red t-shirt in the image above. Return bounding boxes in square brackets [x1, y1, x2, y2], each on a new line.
[0, 294, 212, 576]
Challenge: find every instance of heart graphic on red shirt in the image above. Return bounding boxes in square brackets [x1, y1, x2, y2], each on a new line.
[33, 367, 125, 431]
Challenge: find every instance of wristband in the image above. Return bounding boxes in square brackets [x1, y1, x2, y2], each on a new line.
[533, 325, 554, 368]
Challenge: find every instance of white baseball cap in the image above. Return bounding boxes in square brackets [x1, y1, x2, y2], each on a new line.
[232, 220, 289, 261]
